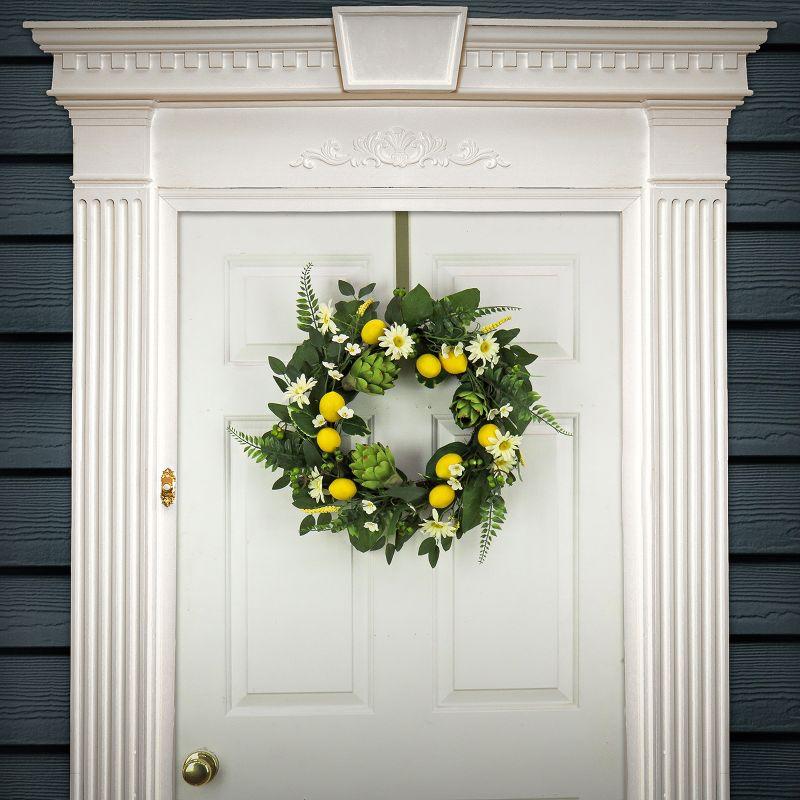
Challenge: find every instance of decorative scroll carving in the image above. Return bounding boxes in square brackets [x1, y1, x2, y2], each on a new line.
[290, 127, 510, 169]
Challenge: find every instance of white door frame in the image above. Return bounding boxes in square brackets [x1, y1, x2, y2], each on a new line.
[26, 9, 774, 799]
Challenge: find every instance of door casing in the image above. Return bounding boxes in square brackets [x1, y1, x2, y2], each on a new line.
[25, 10, 776, 799]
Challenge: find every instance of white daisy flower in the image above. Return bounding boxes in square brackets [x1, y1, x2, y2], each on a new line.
[322, 361, 336, 369]
[419, 509, 458, 542]
[316, 301, 339, 334]
[491, 458, 515, 474]
[475, 366, 486, 377]
[466, 332, 500, 366]
[361, 500, 377, 515]
[332, 333, 349, 344]
[364, 521, 379, 532]
[308, 467, 325, 503]
[283, 374, 317, 408]
[440, 342, 464, 360]
[486, 430, 521, 463]
[448, 462, 465, 477]
[337, 406, 354, 419]
[447, 476, 463, 491]
[345, 342, 362, 356]
[487, 404, 513, 421]
[327, 369, 344, 381]
[312, 414, 326, 428]
[378, 323, 415, 360]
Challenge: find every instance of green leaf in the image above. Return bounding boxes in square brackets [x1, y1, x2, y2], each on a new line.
[385, 543, 396, 565]
[428, 546, 440, 568]
[267, 403, 291, 423]
[317, 512, 332, 526]
[339, 415, 371, 437]
[299, 515, 315, 535]
[440, 535, 453, 552]
[401, 284, 434, 327]
[445, 288, 480, 312]
[272, 473, 291, 490]
[494, 328, 520, 347]
[338, 280, 355, 296]
[302, 439, 323, 467]
[289, 408, 317, 436]
[460, 478, 490, 534]
[273, 376, 288, 392]
[268, 356, 287, 375]
[385, 295, 404, 324]
[358, 282, 376, 298]
[418, 536, 437, 556]
[385, 485, 428, 504]
[425, 441, 469, 479]
[503, 344, 537, 367]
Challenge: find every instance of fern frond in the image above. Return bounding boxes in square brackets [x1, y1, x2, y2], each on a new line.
[478, 494, 506, 564]
[227, 425, 306, 470]
[296, 262, 320, 332]
[474, 305, 520, 318]
[529, 404, 572, 436]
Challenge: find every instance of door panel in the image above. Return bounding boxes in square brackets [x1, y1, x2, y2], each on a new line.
[178, 210, 623, 800]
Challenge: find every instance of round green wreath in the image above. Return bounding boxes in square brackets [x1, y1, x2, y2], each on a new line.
[229, 263, 570, 567]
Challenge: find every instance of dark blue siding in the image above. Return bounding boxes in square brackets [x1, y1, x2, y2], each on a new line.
[0, 2, 797, 796]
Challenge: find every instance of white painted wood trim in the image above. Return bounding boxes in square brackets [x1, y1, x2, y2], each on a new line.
[27, 8, 773, 800]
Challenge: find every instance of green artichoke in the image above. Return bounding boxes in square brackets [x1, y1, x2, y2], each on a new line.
[450, 387, 488, 429]
[350, 442, 402, 489]
[342, 351, 398, 394]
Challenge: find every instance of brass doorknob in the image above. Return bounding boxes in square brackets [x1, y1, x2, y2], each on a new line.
[181, 750, 219, 786]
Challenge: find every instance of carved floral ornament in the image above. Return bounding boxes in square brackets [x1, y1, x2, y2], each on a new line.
[290, 127, 510, 169]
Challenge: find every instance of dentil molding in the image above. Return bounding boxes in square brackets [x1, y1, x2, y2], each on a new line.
[25, 14, 774, 103]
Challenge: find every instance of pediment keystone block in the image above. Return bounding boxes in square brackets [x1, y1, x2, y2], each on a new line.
[332, 5, 467, 91]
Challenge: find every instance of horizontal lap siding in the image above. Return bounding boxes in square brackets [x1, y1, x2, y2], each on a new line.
[0, 2, 797, 798]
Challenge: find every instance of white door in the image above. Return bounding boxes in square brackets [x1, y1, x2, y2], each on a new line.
[177, 210, 624, 799]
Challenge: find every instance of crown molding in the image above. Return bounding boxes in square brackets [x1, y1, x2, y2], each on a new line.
[25, 14, 774, 104]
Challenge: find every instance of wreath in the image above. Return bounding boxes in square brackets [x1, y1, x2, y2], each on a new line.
[229, 263, 569, 567]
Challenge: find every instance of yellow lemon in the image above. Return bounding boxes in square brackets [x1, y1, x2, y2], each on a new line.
[477, 423, 500, 448]
[361, 318, 386, 345]
[429, 484, 456, 509]
[435, 452, 463, 479]
[319, 391, 346, 423]
[439, 351, 468, 375]
[416, 353, 442, 379]
[316, 427, 341, 453]
[329, 477, 357, 501]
